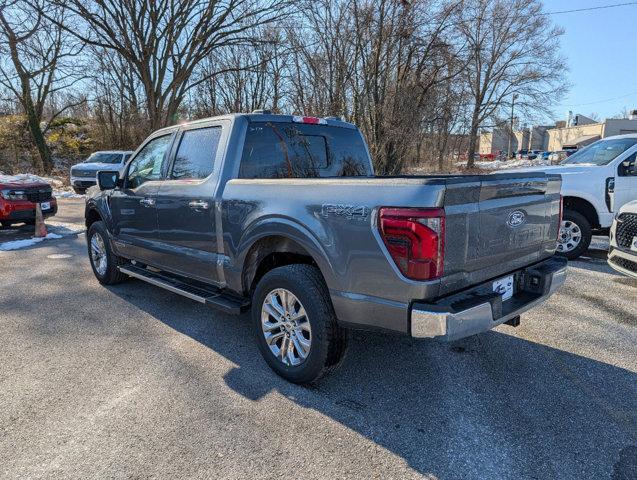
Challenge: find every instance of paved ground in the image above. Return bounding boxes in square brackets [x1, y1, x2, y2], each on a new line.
[0, 198, 85, 244]
[0, 199, 635, 479]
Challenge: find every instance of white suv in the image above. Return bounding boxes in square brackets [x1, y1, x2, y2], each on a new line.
[70, 151, 133, 194]
[502, 134, 637, 259]
[608, 200, 637, 279]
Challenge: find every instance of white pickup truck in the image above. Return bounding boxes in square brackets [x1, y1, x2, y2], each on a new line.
[503, 134, 637, 259]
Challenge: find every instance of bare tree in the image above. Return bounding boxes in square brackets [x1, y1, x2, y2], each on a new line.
[192, 26, 287, 116]
[50, 0, 291, 130]
[91, 47, 147, 149]
[0, 0, 84, 172]
[457, 0, 567, 168]
[286, 0, 465, 174]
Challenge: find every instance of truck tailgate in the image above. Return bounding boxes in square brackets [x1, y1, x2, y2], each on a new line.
[441, 173, 562, 296]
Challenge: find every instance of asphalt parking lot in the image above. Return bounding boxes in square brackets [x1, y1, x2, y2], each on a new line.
[0, 199, 636, 479]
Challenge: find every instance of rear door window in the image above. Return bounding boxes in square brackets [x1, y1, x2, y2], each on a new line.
[239, 122, 372, 178]
[171, 127, 222, 180]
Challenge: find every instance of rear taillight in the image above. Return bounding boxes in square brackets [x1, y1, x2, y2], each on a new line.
[378, 207, 445, 281]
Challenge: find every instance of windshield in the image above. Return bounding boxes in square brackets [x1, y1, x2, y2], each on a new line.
[84, 152, 123, 164]
[562, 138, 637, 166]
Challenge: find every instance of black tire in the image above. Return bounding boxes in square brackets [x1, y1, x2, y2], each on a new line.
[87, 221, 128, 285]
[0, 221, 12, 228]
[252, 264, 348, 384]
[73, 187, 86, 194]
[556, 209, 592, 260]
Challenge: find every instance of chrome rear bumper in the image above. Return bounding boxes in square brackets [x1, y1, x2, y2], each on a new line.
[410, 257, 567, 341]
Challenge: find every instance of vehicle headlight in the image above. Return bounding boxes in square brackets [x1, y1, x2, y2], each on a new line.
[0, 189, 27, 200]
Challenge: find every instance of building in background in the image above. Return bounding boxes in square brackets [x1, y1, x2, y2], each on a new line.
[479, 110, 637, 155]
[546, 112, 637, 150]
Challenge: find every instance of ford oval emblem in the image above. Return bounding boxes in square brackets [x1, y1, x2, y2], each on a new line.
[507, 210, 526, 227]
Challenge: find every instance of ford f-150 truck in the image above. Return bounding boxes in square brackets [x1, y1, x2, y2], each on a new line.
[85, 113, 567, 383]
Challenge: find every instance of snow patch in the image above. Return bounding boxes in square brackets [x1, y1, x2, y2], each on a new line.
[0, 233, 63, 251]
[458, 158, 552, 171]
[0, 173, 54, 185]
[53, 190, 84, 198]
[0, 172, 84, 198]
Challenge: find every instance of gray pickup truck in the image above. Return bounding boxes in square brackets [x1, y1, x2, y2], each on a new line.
[85, 113, 567, 383]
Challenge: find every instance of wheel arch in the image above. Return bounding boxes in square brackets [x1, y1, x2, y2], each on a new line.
[85, 205, 103, 229]
[563, 196, 600, 229]
[241, 235, 328, 296]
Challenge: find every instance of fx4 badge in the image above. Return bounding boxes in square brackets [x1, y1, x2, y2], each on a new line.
[507, 210, 526, 227]
[321, 204, 370, 221]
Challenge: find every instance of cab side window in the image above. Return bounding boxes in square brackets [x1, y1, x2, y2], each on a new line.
[171, 127, 222, 180]
[126, 135, 172, 189]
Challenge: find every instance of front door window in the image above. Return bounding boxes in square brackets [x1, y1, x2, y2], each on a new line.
[127, 135, 173, 188]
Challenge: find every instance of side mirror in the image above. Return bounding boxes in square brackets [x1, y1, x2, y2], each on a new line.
[621, 156, 637, 176]
[97, 170, 119, 190]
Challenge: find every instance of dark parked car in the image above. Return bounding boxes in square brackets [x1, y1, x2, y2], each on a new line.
[84, 113, 567, 383]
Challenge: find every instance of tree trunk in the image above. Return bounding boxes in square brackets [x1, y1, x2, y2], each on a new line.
[22, 85, 53, 173]
[4, 24, 53, 173]
[466, 110, 480, 169]
[26, 112, 52, 173]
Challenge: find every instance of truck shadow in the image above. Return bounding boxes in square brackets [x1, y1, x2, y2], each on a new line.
[106, 281, 637, 479]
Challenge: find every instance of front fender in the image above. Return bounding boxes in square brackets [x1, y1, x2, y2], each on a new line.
[85, 192, 114, 231]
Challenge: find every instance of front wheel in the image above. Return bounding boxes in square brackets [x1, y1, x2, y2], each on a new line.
[252, 264, 348, 384]
[556, 209, 592, 260]
[87, 221, 128, 284]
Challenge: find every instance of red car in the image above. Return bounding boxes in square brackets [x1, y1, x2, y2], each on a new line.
[0, 176, 57, 227]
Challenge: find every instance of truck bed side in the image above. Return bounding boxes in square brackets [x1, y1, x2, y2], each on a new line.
[219, 172, 561, 333]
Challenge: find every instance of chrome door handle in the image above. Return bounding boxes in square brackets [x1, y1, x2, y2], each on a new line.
[140, 198, 155, 207]
[188, 200, 210, 210]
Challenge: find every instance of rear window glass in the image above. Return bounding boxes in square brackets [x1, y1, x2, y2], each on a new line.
[239, 122, 372, 178]
[171, 127, 222, 180]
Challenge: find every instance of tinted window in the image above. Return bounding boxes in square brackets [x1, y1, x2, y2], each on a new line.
[126, 135, 172, 188]
[239, 122, 372, 179]
[171, 127, 222, 180]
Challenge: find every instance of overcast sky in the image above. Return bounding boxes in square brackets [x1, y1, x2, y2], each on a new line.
[547, 0, 637, 122]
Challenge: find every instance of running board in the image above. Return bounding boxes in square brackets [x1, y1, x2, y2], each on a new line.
[118, 265, 249, 315]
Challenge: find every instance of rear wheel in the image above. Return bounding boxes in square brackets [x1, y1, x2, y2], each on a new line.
[252, 264, 348, 384]
[556, 209, 591, 260]
[87, 221, 128, 284]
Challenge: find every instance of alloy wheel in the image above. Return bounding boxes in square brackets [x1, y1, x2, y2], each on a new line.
[261, 288, 312, 367]
[90, 232, 108, 276]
